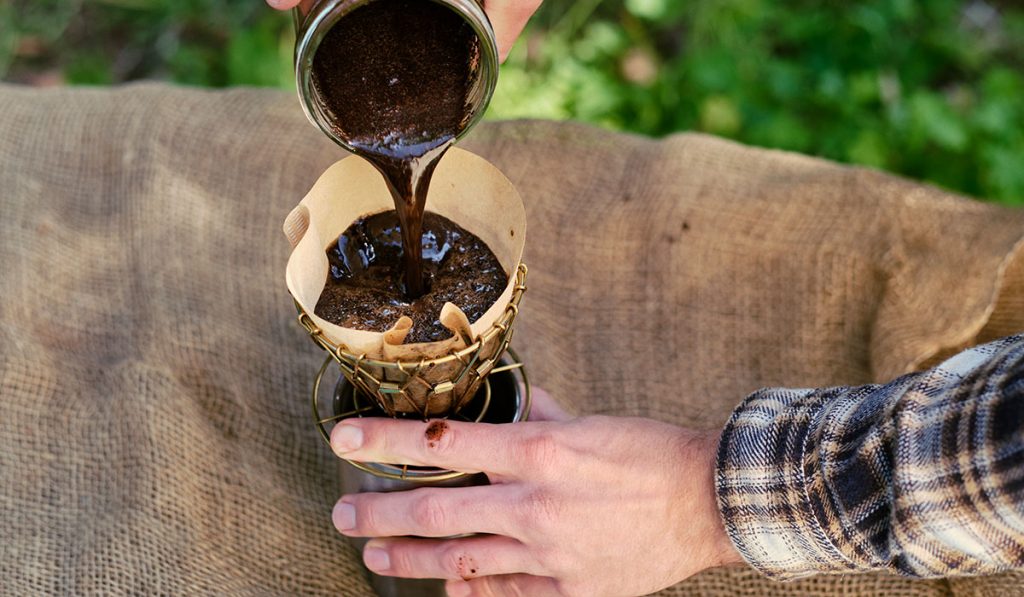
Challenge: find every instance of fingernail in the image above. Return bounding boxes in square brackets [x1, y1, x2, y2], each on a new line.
[447, 580, 472, 597]
[332, 424, 363, 453]
[332, 501, 355, 532]
[364, 547, 390, 572]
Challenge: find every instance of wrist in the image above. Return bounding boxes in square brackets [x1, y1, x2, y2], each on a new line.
[698, 429, 743, 568]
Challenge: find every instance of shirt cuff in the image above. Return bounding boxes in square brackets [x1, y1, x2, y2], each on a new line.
[714, 386, 857, 580]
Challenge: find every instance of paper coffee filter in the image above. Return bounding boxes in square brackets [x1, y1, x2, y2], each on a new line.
[284, 147, 527, 360]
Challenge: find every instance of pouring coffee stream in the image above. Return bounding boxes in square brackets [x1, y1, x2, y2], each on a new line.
[310, 0, 483, 298]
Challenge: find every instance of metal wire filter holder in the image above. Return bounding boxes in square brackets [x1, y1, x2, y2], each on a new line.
[294, 263, 528, 419]
[311, 347, 531, 483]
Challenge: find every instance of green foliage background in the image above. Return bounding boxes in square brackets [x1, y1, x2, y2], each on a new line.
[3, 0, 1023, 204]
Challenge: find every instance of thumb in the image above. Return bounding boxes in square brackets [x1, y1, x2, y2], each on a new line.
[265, 0, 302, 10]
[483, 0, 544, 62]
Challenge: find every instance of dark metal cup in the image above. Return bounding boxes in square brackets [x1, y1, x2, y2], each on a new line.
[313, 353, 531, 597]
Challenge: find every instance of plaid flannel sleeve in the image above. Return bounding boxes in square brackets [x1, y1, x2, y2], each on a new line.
[716, 334, 1024, 580]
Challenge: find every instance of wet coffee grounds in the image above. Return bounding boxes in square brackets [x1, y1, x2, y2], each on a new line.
[315, 210, 506, 343]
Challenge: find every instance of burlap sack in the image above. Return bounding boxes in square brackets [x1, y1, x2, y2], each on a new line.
[0, 82, 1021, 596]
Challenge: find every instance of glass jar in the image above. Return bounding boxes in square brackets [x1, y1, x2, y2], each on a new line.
[292, 0, 499, 151]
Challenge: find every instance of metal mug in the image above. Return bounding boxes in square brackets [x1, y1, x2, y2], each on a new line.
[322, 356, 531, 597]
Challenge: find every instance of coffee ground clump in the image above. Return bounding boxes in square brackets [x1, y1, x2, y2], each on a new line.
[315, 211, 506, 343]
[311, 0, 476, 148]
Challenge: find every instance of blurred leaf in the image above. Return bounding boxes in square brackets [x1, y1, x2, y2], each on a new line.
[624, 0, 672, 21]
[11, 0, 82, 39]
[169, 44, 220, 86]
[0, 4, 17, 77]
[847, 129, 888, 169]
[817, 69, 845, 101]
[909, 92, 968, 152]
[973, 99, 1017, 139]
[65, 53, 113, 85]
[982, 145, 1024, 205]
[573, 20, 628, 61]
[848, 71, 879, 105]
[687, 49, 739, 93]
[763, 61, 804, 103]
[226, 14, 290, 87]
[747, 113, 811, 152]
[699, 95, 741, 136]
[982, 67, 1024, 97]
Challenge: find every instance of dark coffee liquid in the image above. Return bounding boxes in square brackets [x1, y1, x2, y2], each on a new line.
[311, 0, 480, 298]
[315, 211, 506, 343]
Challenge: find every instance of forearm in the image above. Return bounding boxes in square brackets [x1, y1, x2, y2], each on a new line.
[716, 335, 1024, 580]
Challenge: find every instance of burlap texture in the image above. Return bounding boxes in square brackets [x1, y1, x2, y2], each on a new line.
[1, 82, 1021, 596]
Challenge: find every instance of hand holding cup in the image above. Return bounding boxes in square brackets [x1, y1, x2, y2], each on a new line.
[329, 388, 742, 597]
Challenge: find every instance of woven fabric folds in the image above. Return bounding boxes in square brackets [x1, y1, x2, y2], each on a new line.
[1, 83, 1021, 595]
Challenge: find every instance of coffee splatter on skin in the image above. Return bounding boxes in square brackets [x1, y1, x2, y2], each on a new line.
[425, 420, 449, 448]
[456, 554, 478, 580]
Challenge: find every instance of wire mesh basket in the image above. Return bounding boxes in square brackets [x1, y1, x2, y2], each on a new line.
[294, 263, 527, 418]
